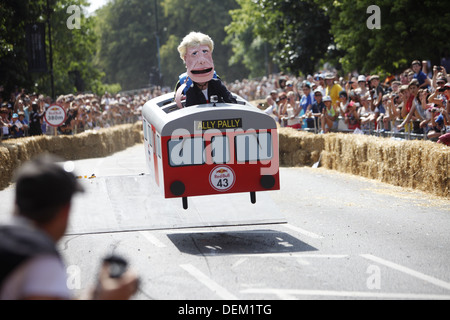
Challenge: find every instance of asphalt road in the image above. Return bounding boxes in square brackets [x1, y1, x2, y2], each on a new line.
[1, 144, 450, 301]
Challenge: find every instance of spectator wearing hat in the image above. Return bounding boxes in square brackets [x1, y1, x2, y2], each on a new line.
[10, 113, 26, 138]
[320, 95, 338, 133]
[285, 80, 294, 93]
[355, 75, 368, 99]
[324, 72, 343, 107]
[411, 60, 431, 89]
[428, 111, 448, 140]
[427, 82, 450, 115]
[432, 76, 447, 93]
[0, 154, 139, 300]
[305, 89, 325, 131]
[345, 76, 358, 94]
[390, 80, 401, 96]
[313, 73, 326, 97]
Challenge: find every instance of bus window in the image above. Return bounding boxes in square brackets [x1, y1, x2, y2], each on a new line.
[156, 134, 161, 158]
[211, 135, 230, 164]
[143, 120, 148, 141]
[148, 124, 152, 147]
[168, 137, 205, 166]
[235, 132, 272, 162]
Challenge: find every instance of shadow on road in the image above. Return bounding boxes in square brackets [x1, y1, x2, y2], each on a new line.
[167, 229, 316, 256]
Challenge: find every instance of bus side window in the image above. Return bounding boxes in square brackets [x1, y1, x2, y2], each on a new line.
[143, 120, 148, 141]
[211, 135, 230, 164]
[156, 134, 161, 158]
[235, 132, 272, 162]
[148, 125, 153, 147]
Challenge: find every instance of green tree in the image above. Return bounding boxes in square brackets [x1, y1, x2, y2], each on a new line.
[160, 0, 247, 86]
[226, 0, 331, 76]
[95, 0, 163, 91]
[0, 0, 102, 98]
[315, 0, 450, 75]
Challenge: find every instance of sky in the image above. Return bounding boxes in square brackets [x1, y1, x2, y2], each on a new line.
[85, 0, 110, 15]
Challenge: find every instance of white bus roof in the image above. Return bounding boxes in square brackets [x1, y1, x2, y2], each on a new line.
[142, 93, 277, 136]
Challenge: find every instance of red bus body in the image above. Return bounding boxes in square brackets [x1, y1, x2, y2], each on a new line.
[142, 93, 279, 208]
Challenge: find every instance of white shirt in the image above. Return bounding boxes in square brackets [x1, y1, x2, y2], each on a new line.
[202, 89, 208, 101]
[0, 254, 70, 300]
[0, 218, 71, 300]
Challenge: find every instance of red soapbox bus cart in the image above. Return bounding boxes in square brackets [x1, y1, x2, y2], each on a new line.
[142, 93, 280, 209]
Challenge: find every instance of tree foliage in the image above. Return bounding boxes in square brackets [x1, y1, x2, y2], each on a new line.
[94, 0, 245, 89]
[226, 0, 332, 76]
[2, 0, 448, 97]
[315, 0, 450, 74]
[0, 0, 102, 98]
[94, 0, 161, 91]
[159, 0, 246, 86]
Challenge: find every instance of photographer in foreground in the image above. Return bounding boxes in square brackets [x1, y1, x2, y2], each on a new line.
[0, 154, 139, 300]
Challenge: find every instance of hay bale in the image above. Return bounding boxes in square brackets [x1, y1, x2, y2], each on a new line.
[320, 133, 450, 197]
[279, 128, 324, 166]
[0, 123, 143, 191]
[278, 128, 450, 197]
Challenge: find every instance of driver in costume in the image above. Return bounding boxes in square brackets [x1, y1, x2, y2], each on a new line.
[175, 32, 236, 108]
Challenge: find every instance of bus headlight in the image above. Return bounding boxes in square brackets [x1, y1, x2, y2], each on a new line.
[170, 180, 185, 196]
[260, 175, 275, 189]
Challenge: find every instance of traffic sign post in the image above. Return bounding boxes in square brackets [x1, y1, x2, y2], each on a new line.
[44, 103, 66, 135]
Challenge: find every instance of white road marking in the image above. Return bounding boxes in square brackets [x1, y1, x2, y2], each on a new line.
[361, 254, 450, 291]
[282, 224, 324, 239]
[232, 253, 348, 259]
[180, 264, 238, 300]
[231, 258, 248, 269]
[240, 288, 450, 300]
[139, 231, 166, 248]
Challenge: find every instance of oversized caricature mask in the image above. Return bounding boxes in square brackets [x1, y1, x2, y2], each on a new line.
[185, 44, 215, 83]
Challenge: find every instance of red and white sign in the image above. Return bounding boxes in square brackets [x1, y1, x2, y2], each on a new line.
[44, 103, 66, 127]
[209, 165, 235, 192]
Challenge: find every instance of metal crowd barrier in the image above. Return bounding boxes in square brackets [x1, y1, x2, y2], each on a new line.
[284, 116, 429, 141]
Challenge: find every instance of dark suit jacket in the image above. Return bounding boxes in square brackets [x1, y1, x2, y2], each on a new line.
[184, 78, 237, 107]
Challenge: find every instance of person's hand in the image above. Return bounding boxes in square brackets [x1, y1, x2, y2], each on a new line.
[93, 262, 139, 300]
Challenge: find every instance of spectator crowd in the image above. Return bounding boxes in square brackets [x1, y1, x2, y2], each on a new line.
[0, 86, 167, 140]
[224, 59, 450, 145]
[2, 59, 450, 145]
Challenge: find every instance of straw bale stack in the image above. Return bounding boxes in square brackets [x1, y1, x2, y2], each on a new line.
[0, 123, 143, 190]
[278, 128, 324, 166]
[278, 128, 449, 198]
